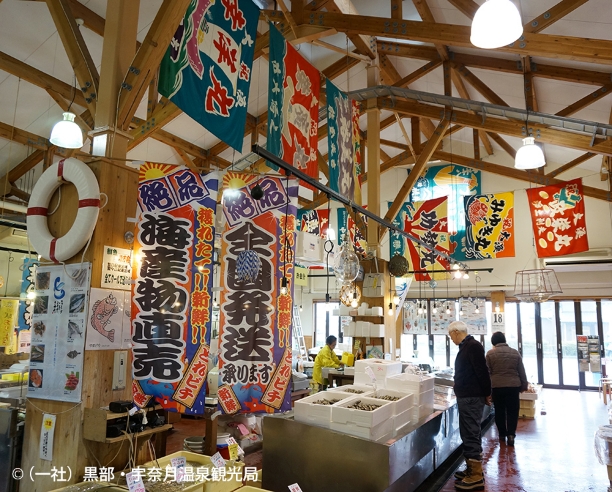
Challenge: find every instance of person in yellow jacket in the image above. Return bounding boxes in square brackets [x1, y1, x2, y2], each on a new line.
[313, 335, 344, 390]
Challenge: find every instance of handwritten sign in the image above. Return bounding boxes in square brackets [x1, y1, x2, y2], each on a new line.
[211, 452, 226, 469]
[126, 471, 146, 492]
[101, 246, 132, 291]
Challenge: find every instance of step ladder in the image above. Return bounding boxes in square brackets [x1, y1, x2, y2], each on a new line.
[292, 305, 308, 361]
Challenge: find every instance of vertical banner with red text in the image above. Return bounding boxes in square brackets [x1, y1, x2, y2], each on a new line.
[218, 172, 298, 414]
[132, 163, 218, 415]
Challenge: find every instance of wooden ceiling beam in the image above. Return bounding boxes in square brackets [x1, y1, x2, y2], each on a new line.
[487, 132, 517, 159]
[46, 89, 93, 130]
[524, 0, 590, 34]
[446, 0, 479, 19]
[380, 53, 403, 85]
[546, 152, 596, 178]
[328, 0, 377, 59]
[555, 83, 612, 118]
[452, 63, 509, 107]
[9, 186, 30, 203]
[412, 0, 449, 60]
[0, 121, 49, 150]
[393, 60, 443, 88]
[381, 97, 612, 156]
[128, 100, 182, 150]
[44, 0, 99, 115]
[116, 0, 190, 130]
[0, 150, 45, 196]
[173, 146, 199, 172]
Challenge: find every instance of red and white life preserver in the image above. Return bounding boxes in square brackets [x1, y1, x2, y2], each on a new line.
[27, 158, 100, 263]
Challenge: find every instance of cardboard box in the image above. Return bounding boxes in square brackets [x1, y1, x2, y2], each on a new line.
[369, 324, 385, 337]
[519, 407, 536, 418]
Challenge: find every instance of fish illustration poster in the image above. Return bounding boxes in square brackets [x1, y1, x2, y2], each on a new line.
[28, 263, 91, 403]
[86, 288, 131, 351]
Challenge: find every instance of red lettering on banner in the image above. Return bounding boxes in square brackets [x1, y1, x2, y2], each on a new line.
[239, 62, 250, 82]
[206, 68, 235, 117]
[213, 31, 238, 73]
[221, 0, 246, 31]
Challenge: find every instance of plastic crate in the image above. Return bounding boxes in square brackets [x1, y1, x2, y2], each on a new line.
[368, 389, 414, 415]
[331, 396, 393, 428]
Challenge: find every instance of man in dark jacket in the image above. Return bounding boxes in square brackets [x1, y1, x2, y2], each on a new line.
[449, 321, 492, 491]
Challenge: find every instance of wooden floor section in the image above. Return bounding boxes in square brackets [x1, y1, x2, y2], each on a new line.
[440, 389, 610, 492]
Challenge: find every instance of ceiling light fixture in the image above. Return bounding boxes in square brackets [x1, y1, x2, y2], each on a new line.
[50, 112, 83, 149]
[515, 137, 546, 169]
[471, 0, 523, 50]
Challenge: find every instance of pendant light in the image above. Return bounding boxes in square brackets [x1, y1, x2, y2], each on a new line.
[471, 0, 523, 50]
[50, 112, 83, 149]
[515, 137, 546, 169]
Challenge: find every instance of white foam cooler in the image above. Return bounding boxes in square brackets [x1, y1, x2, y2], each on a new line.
[355, 359, 403, 380]
[331, 396, 394, 428]
[386, 372, 436, 393]
[333, 384, 373, 396]
[368, 389, 414, 415]
[331, 417, 394, 442]
[294, 390, 354, 428]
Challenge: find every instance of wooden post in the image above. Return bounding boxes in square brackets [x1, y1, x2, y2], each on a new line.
[366, 61, 380, 256]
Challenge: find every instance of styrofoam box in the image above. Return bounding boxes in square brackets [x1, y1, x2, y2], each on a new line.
[371, 306, 384, 316]
[345, 322, 356, 337]
[370, 324, 385, 337]
[332, 396, 394, 428]
[412, 388, 435, 406]
[393, 405, 413, 430]
[333, 384, 374, 396]
[411, 403, 434, 421]
[355, 359, 403, 380]
[387, 373, 436, 393]
[331, 416, 394, 441]
[354, 373, 377, 387]
[369, 389, 414, 415]
[394, 419, 413, 437]
[356, 321, 371, 336]
[519, 392, 539, 401]
[294, 391, 354, 428]
[344, 367, 355, 375]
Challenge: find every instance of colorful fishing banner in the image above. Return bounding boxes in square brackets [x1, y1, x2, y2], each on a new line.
[526, 178, 589, 258]
[327, 81, 361, 204]
[218, 172, 298, 414]
[159, 0, 260, 151]
[338, 207, 368, 257]
[389, 196, 450, 281]
[18, 258, 37, 332]
[412, 165, 480, 260]
[267, 23, 320, 188]
[464, 192, 515, 259]
[298, 209, 329, 237]
[28, 263, 91, 402]
[0, 299, 19, 348]
[352, 99, 362, 178]
[132, 163, 218, 414]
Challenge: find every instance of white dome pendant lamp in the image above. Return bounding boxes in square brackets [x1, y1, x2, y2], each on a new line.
[471, 0, 523, 49]
[515, 137, 546, 170]
[50, 112, 83, 149]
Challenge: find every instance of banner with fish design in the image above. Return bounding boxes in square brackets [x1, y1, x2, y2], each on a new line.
[298, 209, 329, 237]
[337, 207, 368, 257]
[411, 165, 480, 261]
[389, 197, 450, 281]
[159, 0, 260, 151]
[132, 163, 218, 415]
[27, 263, 91, 403]
[464, 192, 515, 259]
[526, 178, 589, 258]
[218, 171, 298, 414]
[267, 23, 320, 189]
[86, 288, 131, 351]
[18, 258, 38, 332]
[327, 81, 361, 204]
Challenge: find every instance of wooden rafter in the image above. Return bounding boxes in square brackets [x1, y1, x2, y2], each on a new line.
[412, 0, 449, 60]
[0, 121, 49, 150]
[46, 89, 93, 130]
[391, 0, 402, 19]
[556, 83, 612, 118]
[524, 0, 590, 34]
[0, 150, 44, 197]
[393, 60, 442, 89]
[44, 0, 99, 115]
[116, 0, 190, 130]
[128, 100, 182, 150]
[452, 63, 509, 107]
[446, 0, 479, 19]
[486, 133, 516, 159]
[380, 117, 451, 240]
[328, 0, 377, 59]
[546, 152, 596, 178]
[523, 57, 538, 112]
[173, 146, 199, 172]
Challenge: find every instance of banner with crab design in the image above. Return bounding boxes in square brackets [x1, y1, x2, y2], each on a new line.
[526, 178, 589, 258]
[464, 192, 515, 259]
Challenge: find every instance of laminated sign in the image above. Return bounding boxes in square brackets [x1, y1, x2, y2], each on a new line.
[132, 163, 218, 415]
[218, 172, 298, 414]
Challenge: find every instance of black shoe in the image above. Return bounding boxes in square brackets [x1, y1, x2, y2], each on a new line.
[507, 435, 515, 446]
[454, 466, 468, 481]
[500, 436, 506, 445]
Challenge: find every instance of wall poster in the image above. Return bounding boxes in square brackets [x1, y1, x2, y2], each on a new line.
[27, 263, 91, 402]
[101, 246, 132, 290]
[86, 288, 131, 351]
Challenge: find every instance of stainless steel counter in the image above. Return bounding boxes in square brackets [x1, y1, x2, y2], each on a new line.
[262, 402, 491, 492]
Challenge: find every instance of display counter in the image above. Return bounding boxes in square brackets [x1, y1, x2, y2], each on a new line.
[262, 400, 491, 492]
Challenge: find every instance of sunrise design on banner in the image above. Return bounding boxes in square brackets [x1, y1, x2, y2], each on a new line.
[389, 196, 450, 281]
[132, 163, 218, 415]
[411, 165, 480, 261]
[159, 0, 260, 151]
[338, 207, 368, 257]
[464, 192, 515, 259]
[267, 24, 320, 188]
[327, 81, 361, 204]
[526, 178, 589, 258]
[218, 172, 298, 414]
[298, 209, 329, 238]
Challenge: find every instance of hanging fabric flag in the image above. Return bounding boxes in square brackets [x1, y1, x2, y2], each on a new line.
[411, 165, 480, 260]
[352, 100, 363, 179]
[159, 0, 260, 151]
[464, 192, 515, 259]
[337, 207, 368, 257]
[326, 81, 361, 204]
[267, 24, 320, 188]
[389, 196, 450, 281]
[218, 172, 298, 414]
[132, 163, 218, 415]
[298, 209, 329, 237]
[526, 178, 589, 257]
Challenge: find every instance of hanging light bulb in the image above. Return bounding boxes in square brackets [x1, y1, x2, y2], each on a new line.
[326, 227, 336, 242]
[351, 292, 358, 308]
[417, 306, 423, 315]
[280, 277, 288, 295]
[475, 306, 480, 314]
[495, 302, 501, 313]
[432, 302, 438, 314]
[213, 297, 218, 308]
[27, 291, 36, 300]
[454, 270, 463, 280]
[463, 272, 470, 280]
[470, 0, 523, 50]
[446, 304, 451, 315]
[515, 137, 546, 169]
[393, 295, 400, 306]
[299, 304, 303, 312]
[50, 112, 83, 149]
[388, 302, 394, 316]
[459, 308, 464, 316]
[452, 263, 460, 270]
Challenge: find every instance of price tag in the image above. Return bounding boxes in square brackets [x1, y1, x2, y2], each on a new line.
[211, 452, 226, 469]
[226, 437, 244, 458]
[365, 366, 377, 382]
[288, 484, 303, 492]
[171, 457, 186, 482]
[126, 471, 146, 492]
[354, 339, 360, 350]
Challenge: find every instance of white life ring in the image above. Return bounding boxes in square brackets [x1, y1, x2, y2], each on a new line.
[27, 158, 100, 263]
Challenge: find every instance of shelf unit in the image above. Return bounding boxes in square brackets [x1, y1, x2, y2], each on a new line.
[103, 424, 173, 444]
[83, 404, 168, 443]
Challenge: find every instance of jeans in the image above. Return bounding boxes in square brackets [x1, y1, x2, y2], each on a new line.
[457, 396, 486, 461]
[492, 386, 521, 437]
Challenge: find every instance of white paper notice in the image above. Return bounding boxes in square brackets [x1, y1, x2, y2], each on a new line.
[288, 484, 303, 492]
[39, 414, 56, 461]
[365, 366, 377, 382]
[86, 288, 124, 350]
[101, 245, 132, 291]
[170, 456, 186, 482]
[126, 471, 146, 492]
[211, 452, 226, 469]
